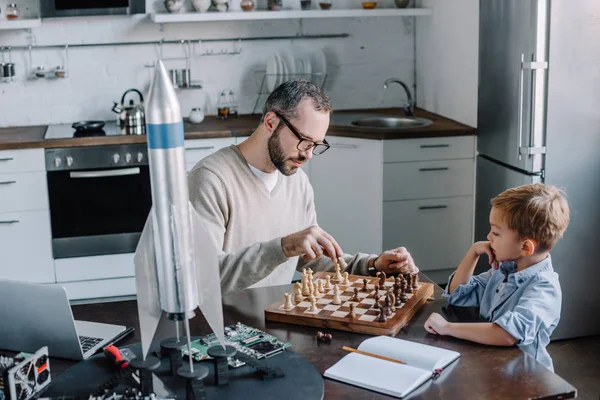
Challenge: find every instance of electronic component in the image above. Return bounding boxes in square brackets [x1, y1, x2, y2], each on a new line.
[182, 322, 291, 368]
[0, 347, 51, 400]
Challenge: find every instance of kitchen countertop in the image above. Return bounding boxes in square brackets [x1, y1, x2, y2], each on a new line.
[0, 108, 475, 151]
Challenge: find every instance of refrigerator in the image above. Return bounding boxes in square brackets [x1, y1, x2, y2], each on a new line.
[475, 0, 600, 340]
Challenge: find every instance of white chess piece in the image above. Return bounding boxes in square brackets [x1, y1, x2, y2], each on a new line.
[284, 293, 294, 311]
[342, 271, 350, 286]
[309, 297, 319, 313]
[335, 259, 344, 281]
[332, 284, 341, 305]
[318, 279, 325, 293]
[294, 282, 305, 302]
[307, 285, 316, 303]
[324, 275, 333, 290]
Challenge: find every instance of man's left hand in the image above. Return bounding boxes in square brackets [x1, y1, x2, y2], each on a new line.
[373, 247, 419, 275]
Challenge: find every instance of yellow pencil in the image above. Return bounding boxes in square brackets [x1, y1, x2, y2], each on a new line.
[342, 346, 405, 365]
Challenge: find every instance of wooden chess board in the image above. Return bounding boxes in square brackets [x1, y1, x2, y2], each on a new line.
[265, 271, 434, 336]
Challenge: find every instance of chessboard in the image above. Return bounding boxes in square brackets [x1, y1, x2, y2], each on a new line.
[265, 270, 434, 336]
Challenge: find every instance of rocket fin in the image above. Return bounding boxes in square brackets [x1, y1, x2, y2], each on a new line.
[189, 201, 225, 347]
[134, 213, 162, 359]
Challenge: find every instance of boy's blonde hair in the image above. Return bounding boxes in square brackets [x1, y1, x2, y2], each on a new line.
[491, 183, 570, 252]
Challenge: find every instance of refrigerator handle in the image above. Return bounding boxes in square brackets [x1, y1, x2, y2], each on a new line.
[517, 54, 526, 161]
[521, 58, 548, 158]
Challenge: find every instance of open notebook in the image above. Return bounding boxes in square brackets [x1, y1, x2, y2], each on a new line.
[324, 336, 460, 398]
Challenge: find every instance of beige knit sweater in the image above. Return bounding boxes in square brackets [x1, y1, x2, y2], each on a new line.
[188, 145, 374, 294]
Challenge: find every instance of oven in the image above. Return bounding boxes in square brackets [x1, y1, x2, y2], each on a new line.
[45, 143, 151, 259]
[41, 0, 145, 18]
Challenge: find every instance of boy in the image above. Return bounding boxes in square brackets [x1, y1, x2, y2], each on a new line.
[424, 183, 570, 371]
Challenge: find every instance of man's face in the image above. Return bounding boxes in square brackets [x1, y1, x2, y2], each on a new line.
[268, 99, 330, 176]
[487, 206, 523, 263]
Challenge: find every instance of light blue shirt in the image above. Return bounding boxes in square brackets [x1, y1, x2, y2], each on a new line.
[443, 255, 561, 371]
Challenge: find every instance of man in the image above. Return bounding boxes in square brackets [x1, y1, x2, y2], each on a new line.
[189, 80, 418, 294]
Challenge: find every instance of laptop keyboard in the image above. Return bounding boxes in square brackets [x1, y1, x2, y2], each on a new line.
[79, 335, 103, 353]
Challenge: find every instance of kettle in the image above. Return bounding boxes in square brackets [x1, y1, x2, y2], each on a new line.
[112, 89, 146, 135]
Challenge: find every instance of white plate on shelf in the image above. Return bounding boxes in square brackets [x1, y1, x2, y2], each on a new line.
[280, 49, 296, 80]
[266, 53, 279, 93]
[310, 49, 327, 85]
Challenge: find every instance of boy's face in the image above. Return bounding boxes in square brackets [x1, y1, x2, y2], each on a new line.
[487, 207, 524, 263]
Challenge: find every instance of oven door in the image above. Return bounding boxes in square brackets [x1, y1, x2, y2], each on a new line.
[47, 165, 151, 259]
[41, 0, 145, 18]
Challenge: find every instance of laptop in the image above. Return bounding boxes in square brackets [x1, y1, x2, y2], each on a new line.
[0, 279, 128, 360]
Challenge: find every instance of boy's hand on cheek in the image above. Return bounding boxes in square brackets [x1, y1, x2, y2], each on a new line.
[424, 313, 450, 335]
[471, 241, 498, 269]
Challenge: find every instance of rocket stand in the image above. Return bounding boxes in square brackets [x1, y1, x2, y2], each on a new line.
[207, 345, 237, 386]
[129, 356, 160, 396]
[177, 364, 209, 400]
[160, 337, 186, 376]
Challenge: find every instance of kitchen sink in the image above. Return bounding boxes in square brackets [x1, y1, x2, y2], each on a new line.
[350, 116, 433, 129]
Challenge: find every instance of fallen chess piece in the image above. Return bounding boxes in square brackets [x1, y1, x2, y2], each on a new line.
[317, 331, 333, 343]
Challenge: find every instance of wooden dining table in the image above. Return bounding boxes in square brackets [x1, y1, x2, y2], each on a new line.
[49, 273, 577, 400]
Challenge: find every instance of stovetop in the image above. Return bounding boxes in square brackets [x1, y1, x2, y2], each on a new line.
[44, 121, 120, 140]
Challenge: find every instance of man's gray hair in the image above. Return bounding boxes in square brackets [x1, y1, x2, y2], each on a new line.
[262, 79, 332, 121]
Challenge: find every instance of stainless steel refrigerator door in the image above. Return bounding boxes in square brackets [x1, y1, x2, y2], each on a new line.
[478, 0, 549, 173]
[474, 156, 540, 273]
[543, 0, 600, 340]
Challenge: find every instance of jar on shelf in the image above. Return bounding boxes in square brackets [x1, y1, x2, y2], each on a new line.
[6, 4, 20, 20]
[268, 0, 282, 11]
[318, 0, 332, 9]
[240, 0, 255, 11]
[217, 91, 229, 120]
[228, 90, 238, 117]
[189, 108, 205, 124]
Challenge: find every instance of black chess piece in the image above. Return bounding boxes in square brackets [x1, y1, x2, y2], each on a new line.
[177, 363, 209, 400]
[384, 295, 393, 316]
[352, 287, 360, 302]
[129, 356, 160, 396]
[160, 337, 186, 376]
[405, 275, 413, 293]
[378, 304, 387, 323]
[412, 273, 419, 290]
[400, 281, 408, 303]
[362, 278, 369, 292]
[207, 345, 237, 386]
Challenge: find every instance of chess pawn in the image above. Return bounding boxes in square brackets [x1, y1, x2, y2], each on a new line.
[332, 285, 341, 305]
[393, 283, 402, 306]
[372, 284, 380, 297]
[351, 287, 360, 302]
[373, 293, 380, 309]
[318, 279, 325, 293]
[307, 285, 316, 303]
[405, 275, 413, 294]
[349, 303, 357, 319]
[302, 279, 310, 296]
[294, 282, 305, 302]
[412, 273, 419, 290]
[309, 297, 319, 313]
[361, 278, 369, 292]
[312, 281, 319, 297]
[324, 275, 333, 290]
[378, 304, 387, 323]
[342, 272, 350, 286]
[284, 293, 294, 311]
[335, 261, 344, 281]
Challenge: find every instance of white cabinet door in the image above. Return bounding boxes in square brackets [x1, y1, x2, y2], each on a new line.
[383, 196, 474, 271]
[0, 149, 45, 173]
[0, 172, 49, 213]
[309, 137, 383, 255]
[0, 210, 55, 283]
[185, 138, 236, 172]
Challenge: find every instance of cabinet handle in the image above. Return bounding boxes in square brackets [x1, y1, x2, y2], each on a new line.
[418, 205, 448, 210]
[0, 220, 19, 224]
[186, 146, 215, 150]
[0, 180, 16, 185]
[329, 144, 358, 149]
[0, 157, 14, 162]
[420, 144, 449, 148]
[419, 167, 449, 172]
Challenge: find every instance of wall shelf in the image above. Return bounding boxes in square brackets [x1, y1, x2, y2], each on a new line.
[150, 8, 432, 23]
[0, 18, 42, 30]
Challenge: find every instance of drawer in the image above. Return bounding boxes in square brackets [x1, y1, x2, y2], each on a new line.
[0, 210, 55, 283]
[383, 159, 474, 201]
[383, 136, 475, 163]
[383, 196, 474, 271]
[185, 138, 235, 167]
[0, 149, 45, 173]
[0, 172, 49, 212]
[54, 253, 134, 283]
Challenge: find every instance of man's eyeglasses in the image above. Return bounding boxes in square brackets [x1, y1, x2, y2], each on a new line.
[274, 112, 330, 155]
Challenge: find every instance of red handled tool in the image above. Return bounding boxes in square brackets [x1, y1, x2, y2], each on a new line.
[103, 345, 130, 369]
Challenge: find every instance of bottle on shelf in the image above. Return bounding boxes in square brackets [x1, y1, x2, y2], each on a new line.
[228, 90, 238, 117]
[217, 91, 229, 120]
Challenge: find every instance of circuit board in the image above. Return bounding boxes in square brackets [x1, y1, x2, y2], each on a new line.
[182, 322, 291, 368]
[0, 347, 51, 400]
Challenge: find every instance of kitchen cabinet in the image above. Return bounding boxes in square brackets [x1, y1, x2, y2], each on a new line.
[185, 137, 236, 172]
[0, 149, 55, 283]
[310, 135, 475, 278]
[309, 137, 383, 255]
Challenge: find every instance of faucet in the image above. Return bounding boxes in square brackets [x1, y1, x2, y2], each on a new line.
[383, 78, 414, 116]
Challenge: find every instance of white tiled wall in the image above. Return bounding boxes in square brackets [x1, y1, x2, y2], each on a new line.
[0, 13, 415, 127]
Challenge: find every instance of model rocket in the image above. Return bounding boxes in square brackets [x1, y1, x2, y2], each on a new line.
[133, 60, 224, 364]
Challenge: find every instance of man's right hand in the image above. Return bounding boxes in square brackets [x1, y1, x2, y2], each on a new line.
[470, 241, 497, 269]
[282, 225, 343, 262]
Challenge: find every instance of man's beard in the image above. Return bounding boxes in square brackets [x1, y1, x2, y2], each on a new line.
[268, 129, 306, 176]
